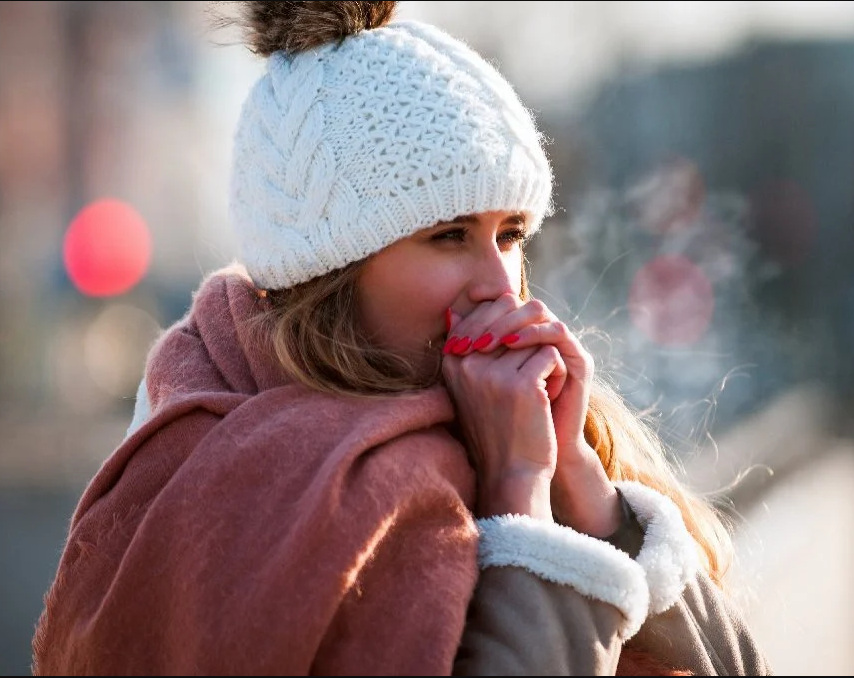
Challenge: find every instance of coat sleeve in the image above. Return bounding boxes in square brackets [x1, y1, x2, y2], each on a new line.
[626, 568, 774, 675]
[453, 565, 629, 675]
[616, 481, 774, 675]
[453, 512, 652, 676]
[453, 481, 746, 676]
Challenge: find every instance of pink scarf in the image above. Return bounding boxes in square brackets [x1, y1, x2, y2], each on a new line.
[32, 268, 479, 675]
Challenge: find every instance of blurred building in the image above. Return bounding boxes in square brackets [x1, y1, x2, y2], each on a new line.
[1, 4, 224, 669]
[0, 1, 248, 420]
[530, 37, 854, 443]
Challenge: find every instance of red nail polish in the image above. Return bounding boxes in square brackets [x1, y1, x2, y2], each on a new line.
[443, 336, 460, 354]
[499, 333, 520, 345]
[445, 307, 453, 333]
[472, 333, 492, 350]
[451, 337, 472, 354]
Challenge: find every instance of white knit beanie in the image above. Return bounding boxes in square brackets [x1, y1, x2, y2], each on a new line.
[229, 2, 553, 290]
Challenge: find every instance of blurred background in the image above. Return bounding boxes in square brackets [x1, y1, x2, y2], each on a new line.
[1, 1, 853, 674]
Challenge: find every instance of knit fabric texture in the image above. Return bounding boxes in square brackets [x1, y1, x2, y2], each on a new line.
[229, 19, 554, 290]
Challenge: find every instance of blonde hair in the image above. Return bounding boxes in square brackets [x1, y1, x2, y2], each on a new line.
[251, 257, 733, 586]
[584, 380, 735, 586]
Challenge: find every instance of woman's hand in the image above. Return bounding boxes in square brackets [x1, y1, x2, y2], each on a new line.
[446, 295, 621, 538]
[442, 296, 564, 521]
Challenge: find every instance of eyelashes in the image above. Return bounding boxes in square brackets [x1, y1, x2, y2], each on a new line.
[499, 228, 530, 245]
[430, 227, 529, 247]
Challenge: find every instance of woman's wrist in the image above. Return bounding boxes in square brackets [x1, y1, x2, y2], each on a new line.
[551, 448, 622, 538]
[477, 470, 554, 521]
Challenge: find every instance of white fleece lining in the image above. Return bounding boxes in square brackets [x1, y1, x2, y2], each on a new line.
[615, 480, 700, 614]
[476, 515, 649, 640]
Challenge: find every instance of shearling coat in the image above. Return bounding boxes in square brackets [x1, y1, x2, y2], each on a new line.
[33, 268, 772, 676]
[455, 500, 772, 675]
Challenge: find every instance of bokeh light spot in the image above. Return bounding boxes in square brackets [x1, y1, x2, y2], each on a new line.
[629, 254, 714, 346]
[63, 198, 152, 297]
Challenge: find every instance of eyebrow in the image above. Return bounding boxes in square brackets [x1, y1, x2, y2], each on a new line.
[447, 213, 527, 226]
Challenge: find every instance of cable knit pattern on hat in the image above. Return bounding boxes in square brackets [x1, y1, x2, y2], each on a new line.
[230, 19, 554, 290]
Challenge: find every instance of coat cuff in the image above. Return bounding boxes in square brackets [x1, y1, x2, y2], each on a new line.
[476, 514, 649, 639]
[614, 481, 700, 614]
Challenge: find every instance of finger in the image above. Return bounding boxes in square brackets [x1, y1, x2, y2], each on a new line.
[448, 344, 532, 391]
[443, 293, 522, 355]
[517, 345, 567, 399]
[498, 321, 594, 385]
[443, 347, 517, 416]
[484, 340, 566, 402]
[544, 352, 568, 402]
[463, 298, 554, 355]
[442, 344, 509, 379]
[453, 345, 538, 385]
[461, 344, 566, 403]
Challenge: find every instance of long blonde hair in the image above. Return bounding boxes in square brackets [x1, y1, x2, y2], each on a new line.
[250, 257, 734, 586]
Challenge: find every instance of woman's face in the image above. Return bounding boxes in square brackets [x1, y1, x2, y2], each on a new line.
[356, 210, 530, 377]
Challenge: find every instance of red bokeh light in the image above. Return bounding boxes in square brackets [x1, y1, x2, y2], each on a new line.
[629, 255, 714, 346]
[63, 199, 152, 297]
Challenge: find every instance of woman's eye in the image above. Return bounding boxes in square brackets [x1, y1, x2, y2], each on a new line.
[498, 228, 528, 246]
[431, 228, 467, 242]
[429, 227, 528, 246]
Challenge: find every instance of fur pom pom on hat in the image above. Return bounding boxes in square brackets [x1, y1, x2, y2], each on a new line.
[227, 1, 554, 290]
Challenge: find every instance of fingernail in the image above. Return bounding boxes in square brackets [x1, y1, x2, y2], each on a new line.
[499, 333, 520, 345]
[443, 336, 460, 354]
[451, 337, 472, 355]
[472, 333, 492, 351]
[445, 307, 453, 333]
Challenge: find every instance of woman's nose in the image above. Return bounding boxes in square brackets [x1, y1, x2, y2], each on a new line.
[466, 248, 519, 304]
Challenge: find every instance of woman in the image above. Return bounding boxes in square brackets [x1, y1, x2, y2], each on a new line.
[32, 2, 771, 675]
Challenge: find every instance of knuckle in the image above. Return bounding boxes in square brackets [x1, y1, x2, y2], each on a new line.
[496, 292, 518, 312]
[526, 298, 548, 318]
[459, 357, 479, 381]
[542, 345, 562, 363]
